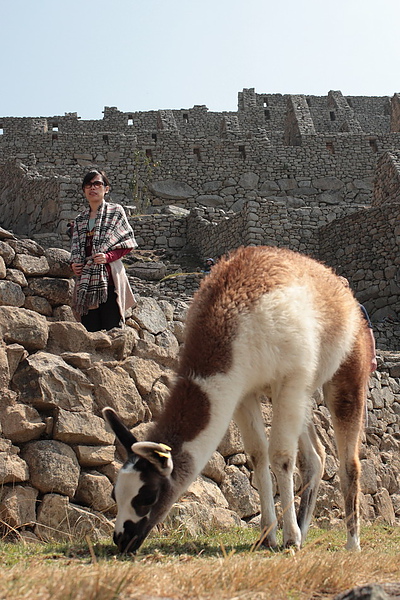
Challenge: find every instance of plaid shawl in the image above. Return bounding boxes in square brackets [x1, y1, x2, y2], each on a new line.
[70, 201, 137, 316]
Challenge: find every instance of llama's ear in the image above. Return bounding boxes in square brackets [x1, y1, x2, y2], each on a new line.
[132, 441, 173, 477]
[102, 407, 137, 454]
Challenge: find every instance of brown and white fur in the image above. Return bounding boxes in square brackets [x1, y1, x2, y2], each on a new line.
[103, 245, 371, 553]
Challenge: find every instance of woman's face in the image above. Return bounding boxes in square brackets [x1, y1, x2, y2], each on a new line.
[83, 174, 109, 204]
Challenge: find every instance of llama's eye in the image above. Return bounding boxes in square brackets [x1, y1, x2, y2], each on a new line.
[131, 486, 159, 516]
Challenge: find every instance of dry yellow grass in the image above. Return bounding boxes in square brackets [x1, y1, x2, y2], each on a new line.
[0, 526, 399, 600]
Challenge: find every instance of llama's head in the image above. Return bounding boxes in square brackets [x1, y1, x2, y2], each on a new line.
[103, 407, 173, 553]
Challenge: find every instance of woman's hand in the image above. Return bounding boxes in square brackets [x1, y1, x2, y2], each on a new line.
[92, 252, 107, 265]
[71, 262, 83, 276]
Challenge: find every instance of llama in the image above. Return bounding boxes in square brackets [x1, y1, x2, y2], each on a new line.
[103, 245, 371, 553]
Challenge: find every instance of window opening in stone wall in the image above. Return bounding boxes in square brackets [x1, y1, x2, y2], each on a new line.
[193, 147, 201, 161]
[369, 138, 378, 153]
[239, 145, 246, 160]
[152, 133, 157, 142]
[326, 141, 335, 154]
[52, 123, 58, 132]
[183, 113, 189, 123]
[264, 109, 271, 120]
[306, 97, 312, 107]
[0, 124, 3, 135]
[347, 98, 353, 108]
[52, 133, 58, 142]
[329, 111, 336, 121]
[145, 149, 153, 160]
[103, 135, 109, 144]
[128, 116, 134, 126]
[263, 98, 269, 107]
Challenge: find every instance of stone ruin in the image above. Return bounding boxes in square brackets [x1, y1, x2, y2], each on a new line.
[0, 88, 399, 541]
[0, 88, 400, 346]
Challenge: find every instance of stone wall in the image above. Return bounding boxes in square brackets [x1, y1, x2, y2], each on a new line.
[0, 227, 399, 543]
[319, 204, 400, 325]
[373, 151, 400, 207]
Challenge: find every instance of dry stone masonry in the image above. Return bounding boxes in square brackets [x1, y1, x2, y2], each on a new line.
[0, 87, 399, 540]
[0, 88, 400, 346]
[0, 226, 398, 542]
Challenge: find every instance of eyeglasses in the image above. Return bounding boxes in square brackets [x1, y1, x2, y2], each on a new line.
[84, 181, 105, 189]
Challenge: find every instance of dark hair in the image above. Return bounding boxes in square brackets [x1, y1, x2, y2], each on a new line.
[81, 169, 110, 190]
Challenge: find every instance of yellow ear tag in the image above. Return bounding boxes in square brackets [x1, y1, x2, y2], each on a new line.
[154, 443, 172, 458]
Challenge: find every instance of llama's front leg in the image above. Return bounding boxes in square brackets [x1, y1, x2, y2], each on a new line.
[269, 384, 309, 549]
[234, 396, 277, 549]
[297, 420, 325, 544]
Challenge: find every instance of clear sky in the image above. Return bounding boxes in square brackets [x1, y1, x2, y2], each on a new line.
[1, 0, 399, 120]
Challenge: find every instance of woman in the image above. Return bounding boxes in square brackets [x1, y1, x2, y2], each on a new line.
[70, 169, 137, 332]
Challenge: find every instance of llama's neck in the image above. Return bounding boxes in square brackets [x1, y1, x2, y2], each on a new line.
[148, 373, 241, 490]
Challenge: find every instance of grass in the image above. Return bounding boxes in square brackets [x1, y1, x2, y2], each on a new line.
[0, 525, 399, 599]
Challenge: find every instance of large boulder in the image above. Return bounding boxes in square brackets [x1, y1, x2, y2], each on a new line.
[21, 440, 81, 497]
[35, 493, 113, 542]
[0, 281, 25, 307]
[12, 351, 94, 411]
[0, 307, 48, 350]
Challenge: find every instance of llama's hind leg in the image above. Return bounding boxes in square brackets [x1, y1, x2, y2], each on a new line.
[297, 419, 325, 544]
[269, 382, 310, 549]
[234, 395, 277, 548]
[323, 362, 366, 551]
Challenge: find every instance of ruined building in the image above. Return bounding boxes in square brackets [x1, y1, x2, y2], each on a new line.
[1, 88, 400, 338]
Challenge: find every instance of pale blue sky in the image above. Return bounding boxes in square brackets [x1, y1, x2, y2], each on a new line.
[1, 0, 399, 119]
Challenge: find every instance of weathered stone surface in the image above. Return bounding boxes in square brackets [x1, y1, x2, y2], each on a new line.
[86, 363, 147, 427]
[54, 408, 115, 445]
[6, 343, 27, 379]
[7, 239, 44, 256]
[217, 421, 244, 457]
[74, 445, 115, 467]
[0, 241, 16, 266]
[74, 470, 115, 513]
[0, 255, 6, 278]
[131, 296, 168, 334]
[5, 268, 28, 287]
[12, 351, 94, 411]
[196, 195, 224, 207]
[312, 176, 344, 190]
[107, 327, 138, 360]
[12, 254, 49, 276]
[149, 179, 196, 200]
[25, 277, 73, 306]
[0, 280, 25, 307]
[35, 493, 113, 542]
[0, 403, 46, 443]
[374, 488, 396, 525]
[0, 485, 38, 528]
[44, 247, 73, 278]
[202, 451, 227, 484]
[146, 379, 170, 419]
[121, 356, 166, 395]
[135, 337, 179, 368]
[239, 172, 259, 190]
[185, 475, 229, 508]
[220, 465, 260, 518]
[46, 321, 111, 355]
[0, 307, 48, 350]
[24, 294, 53, 316]
[128, 262, 167, 281]
[22, 440, 80, 497]
[60, 351, 92, 370]
[0, 452, 29, 484]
